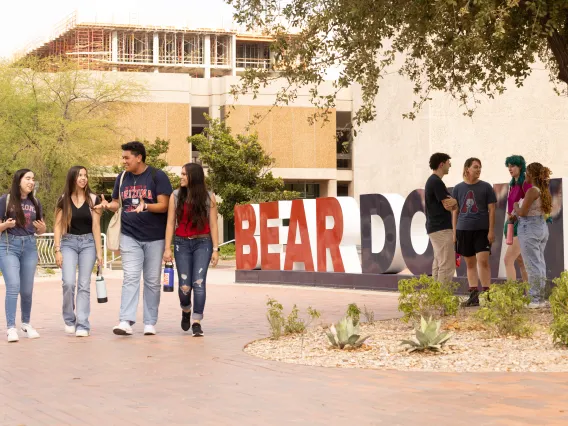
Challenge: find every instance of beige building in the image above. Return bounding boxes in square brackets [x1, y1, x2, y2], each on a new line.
[19, 13, 355, 241]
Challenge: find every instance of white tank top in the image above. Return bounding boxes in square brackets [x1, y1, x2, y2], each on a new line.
[519, 188, 543, 217]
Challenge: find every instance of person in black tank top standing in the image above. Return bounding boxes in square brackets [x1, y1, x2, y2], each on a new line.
[54, 166, 103, 337]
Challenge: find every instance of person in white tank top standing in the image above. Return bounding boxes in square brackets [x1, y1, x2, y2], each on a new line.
[513, 162, 552, 308]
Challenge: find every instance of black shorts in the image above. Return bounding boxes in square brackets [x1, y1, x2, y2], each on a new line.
[455, 230, 491, 257]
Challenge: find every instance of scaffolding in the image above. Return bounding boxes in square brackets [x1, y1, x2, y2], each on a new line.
[18, 11, 274, 74]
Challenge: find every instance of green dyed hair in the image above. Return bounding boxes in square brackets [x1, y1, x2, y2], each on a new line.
[505, 155, 526, 186]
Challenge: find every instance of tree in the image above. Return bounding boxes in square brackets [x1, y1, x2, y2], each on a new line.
[0, 58, 144, 226]
[111, 137, 181, 189]
[227, 0, 568, 123]
[188, 117, 300, 220]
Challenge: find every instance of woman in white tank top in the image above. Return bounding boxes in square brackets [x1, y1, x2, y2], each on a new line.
[513, 162, 552, 307]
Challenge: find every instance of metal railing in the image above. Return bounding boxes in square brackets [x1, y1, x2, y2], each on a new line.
[37, 233, 108, 269]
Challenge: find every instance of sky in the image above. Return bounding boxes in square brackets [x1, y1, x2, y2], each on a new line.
[0, 0, 236, 59]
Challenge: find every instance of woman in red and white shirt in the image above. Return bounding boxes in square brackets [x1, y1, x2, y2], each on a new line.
[163, 163, 219, 336]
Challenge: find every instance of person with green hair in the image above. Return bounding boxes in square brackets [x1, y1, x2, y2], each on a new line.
[504, 155, 530, 282]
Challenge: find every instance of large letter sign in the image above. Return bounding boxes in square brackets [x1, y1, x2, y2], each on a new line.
[235, 178, 566, 281]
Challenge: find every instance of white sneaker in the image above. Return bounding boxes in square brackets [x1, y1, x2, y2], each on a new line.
[143, 325, 156, 336]
[21, 324, 40, 339]
[113, 321, 133, 336]
[75, 329, 89, 337]
[65, 325, 76, 334]
[7, 328, 19, 343]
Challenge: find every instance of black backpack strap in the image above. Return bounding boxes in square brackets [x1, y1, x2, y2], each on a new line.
[150, 166, 157, 186]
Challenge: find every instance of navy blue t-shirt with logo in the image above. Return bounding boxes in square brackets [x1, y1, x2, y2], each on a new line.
[112, 167, 173, 242]
[0, 195, 42, 236]
[452, 181, 497, 231]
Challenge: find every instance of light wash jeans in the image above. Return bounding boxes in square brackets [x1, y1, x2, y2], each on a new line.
[61, 233, 97, 332]
[173, 236, 213, 321]
[518, 216, 549, 303]
[0, 234, 38, 328]
[119, 234, 165, 326]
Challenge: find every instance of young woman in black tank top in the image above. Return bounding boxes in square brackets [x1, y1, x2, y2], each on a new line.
[54, 166, 103, 337]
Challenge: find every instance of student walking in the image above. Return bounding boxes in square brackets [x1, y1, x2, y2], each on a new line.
[503, 155, 530, 282]
[96, 141, 173, 336]
[425, 153, 457, 284]
[163, 163, 219, 336]
[54, 166, 103, 337]
[513, 162, 552, 307]
[0, 169, 46, 342]
[452, 158, 497, 307]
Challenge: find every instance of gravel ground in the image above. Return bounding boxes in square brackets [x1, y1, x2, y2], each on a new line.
[244, 308, 568, 372]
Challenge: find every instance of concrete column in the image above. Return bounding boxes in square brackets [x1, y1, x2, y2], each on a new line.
[231, 35, 237, 76]
[204, 35, 211, 79]
[327, 179, 338, 197]
[111, 31, 118, 71]
[153, 33, 159, 73]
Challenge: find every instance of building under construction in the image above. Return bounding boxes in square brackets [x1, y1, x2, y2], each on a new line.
[19, 12, 273, 77]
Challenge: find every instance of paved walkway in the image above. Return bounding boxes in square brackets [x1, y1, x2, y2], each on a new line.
[1, 266, 567, 425]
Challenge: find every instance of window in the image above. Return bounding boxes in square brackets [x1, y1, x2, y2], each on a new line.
[284, 182, 320, 199]
[191, 107, 209, 164]
[336, 111, 352, 169]
[337, 183, 349, 197]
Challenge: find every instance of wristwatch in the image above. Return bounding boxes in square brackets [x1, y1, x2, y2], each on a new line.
[212, 247, 219, 252]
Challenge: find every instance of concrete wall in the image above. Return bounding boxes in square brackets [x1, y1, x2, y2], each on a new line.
[353, 66, 566, 199]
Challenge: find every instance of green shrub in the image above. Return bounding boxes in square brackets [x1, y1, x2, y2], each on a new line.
[550, 272, 568, 346]
[475, 281, 533, 337]
[346, 303, 361, 326]
[397, 275, 460, 323]
[401, 316, 452, 353]
[220, 243, 236, 260]
[284, 305, 306, 334]
[266, 298, 285, 339]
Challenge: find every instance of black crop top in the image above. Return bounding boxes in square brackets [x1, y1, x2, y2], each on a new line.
[69, 197, 100, 235]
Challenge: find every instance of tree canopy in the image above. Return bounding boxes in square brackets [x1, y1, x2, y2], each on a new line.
[227, 0, 568, 123]
[0, 58, 144, 226]
[189, 117, 299, 220]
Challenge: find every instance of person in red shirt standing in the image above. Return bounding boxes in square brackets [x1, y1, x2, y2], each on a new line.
[503, 155, 530, 282]
[163, 163, 219, 336]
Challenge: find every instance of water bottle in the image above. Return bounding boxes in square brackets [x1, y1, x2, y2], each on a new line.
[96, 266, 108, 303]
[455, 253, 461, 268]
[163, 262, 174, 292]
[506, 221, 515, 245]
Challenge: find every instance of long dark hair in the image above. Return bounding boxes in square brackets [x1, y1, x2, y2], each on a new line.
[7, 169, 41, 227]
[176, 163, 209, 230]
[55, 166, 95, 233]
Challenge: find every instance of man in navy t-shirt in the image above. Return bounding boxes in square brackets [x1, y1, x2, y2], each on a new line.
[97, 141, 173, 336]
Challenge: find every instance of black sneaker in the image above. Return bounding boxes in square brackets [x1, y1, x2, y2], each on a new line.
[181, 311, 191, 331]
[462, 289, 480, 307]
[192, 322, 203, 337]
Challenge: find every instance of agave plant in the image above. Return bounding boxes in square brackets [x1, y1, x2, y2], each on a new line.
[325, 316, 370, 349]
[401, 316, 452, 353]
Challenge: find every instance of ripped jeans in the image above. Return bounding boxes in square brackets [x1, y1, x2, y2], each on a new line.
[173, 236, 213, 321]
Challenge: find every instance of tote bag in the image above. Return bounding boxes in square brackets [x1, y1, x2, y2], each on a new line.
[106, 172, 125, 251]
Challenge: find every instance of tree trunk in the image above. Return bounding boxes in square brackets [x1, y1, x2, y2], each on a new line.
[547, 30, 568, 85]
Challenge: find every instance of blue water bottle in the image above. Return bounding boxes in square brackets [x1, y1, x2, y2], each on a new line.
[163, 261, 174, 292]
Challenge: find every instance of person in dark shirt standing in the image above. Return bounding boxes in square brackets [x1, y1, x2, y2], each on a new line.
[425, 153, 457, 284]
[452, 158, 497, 307]
[96, 141, 173, 336]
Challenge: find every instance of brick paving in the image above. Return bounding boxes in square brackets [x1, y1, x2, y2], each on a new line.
[1, 266, 568, 425]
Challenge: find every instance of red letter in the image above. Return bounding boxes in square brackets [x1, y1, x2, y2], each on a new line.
[284, 200, 315, 271]
[316, 198, 345, 272]
[260, 202, 280, 270]
[235, 204, 258, 270]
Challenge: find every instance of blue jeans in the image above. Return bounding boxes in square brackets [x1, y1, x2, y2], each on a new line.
[119, 234, 165, 326]
[173, 236, 213, 321]
[61, 233, 97, 331]
[0, 234, 38, 328]
[518, 216, 549, 303]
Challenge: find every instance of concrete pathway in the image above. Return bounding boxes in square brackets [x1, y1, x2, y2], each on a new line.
[0, 266, 567, 425]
